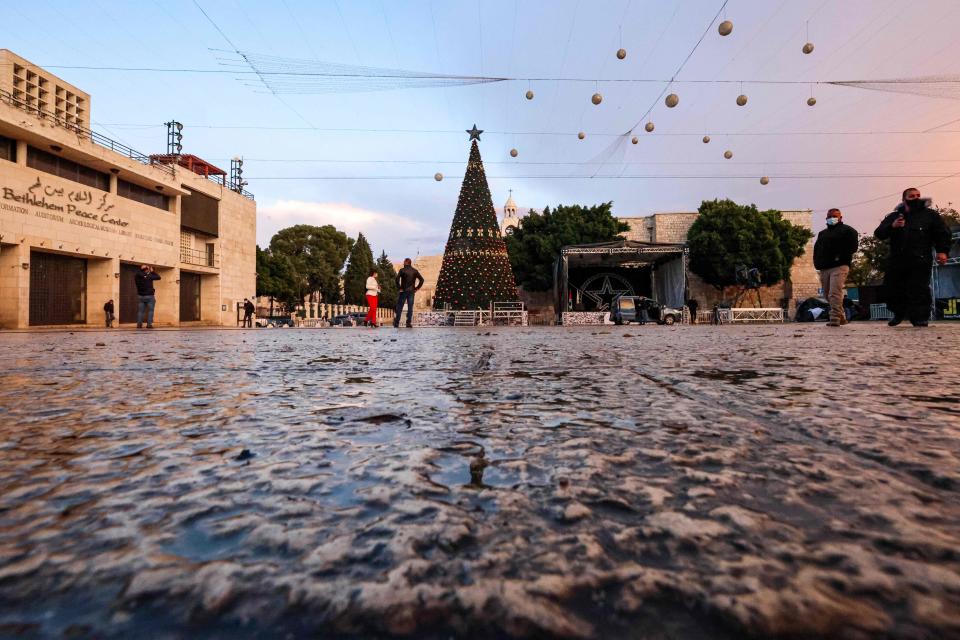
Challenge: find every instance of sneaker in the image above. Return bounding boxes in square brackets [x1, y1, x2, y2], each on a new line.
[888, 316, 903, 327]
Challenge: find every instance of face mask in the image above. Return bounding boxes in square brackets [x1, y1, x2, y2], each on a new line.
[906, 199, 924, 212]
[826, 218, 839, 226]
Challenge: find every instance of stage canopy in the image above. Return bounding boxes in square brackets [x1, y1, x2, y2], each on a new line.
[555, 239, 688, 316]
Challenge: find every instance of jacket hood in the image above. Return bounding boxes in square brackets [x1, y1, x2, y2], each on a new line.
[895, 197, 933, 212]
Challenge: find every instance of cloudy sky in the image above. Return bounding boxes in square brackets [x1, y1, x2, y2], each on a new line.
[7, 0, 960, 258]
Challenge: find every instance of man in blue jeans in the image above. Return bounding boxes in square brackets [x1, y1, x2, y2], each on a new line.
[394, 258, 424, 328]
[134, 264, 161, 328]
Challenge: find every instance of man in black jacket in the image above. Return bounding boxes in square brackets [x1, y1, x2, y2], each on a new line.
[134, 264, 161, 329]
[394, 258, 424, 328]
[813, 208, 859, 326]
[874, 188, 951, 327]
[242, 298, 255, 327]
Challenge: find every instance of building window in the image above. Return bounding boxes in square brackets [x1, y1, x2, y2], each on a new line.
[118, 179, 170, 211]
[0, 134, 15, 163]
[26, 146, 109, 191]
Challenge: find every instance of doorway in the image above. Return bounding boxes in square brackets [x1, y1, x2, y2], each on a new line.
[179, 272, 201, 321]
[118, 263, 142, 324]
[29, 251, 86, 325]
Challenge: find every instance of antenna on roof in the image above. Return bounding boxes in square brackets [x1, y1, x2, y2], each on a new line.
[165, 120, 183, 155]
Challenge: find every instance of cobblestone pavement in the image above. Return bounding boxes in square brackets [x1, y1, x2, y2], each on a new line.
[1, 323, 958, 639]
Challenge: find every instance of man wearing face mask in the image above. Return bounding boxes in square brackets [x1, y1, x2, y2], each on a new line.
[874, 187, 951, 327]
[813, 208, 859, 326]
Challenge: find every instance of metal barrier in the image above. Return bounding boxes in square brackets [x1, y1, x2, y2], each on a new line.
[728, 308, 785, 323]
[870, 303, 894, 320]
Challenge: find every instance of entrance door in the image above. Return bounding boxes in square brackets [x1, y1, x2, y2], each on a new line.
[118, 263, 141, 324]
[179, 272, 201, 321]
[29, 251, 86, 325]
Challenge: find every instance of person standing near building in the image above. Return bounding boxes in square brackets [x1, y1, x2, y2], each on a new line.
[394, 258, 424, 328]
[874, 188, 951, 327]
[813, 208, 859, 327]
[242, 298, 255, 327]
[364, 269, 380, 328]
[103, 299, 115, 328]
[134, 264, 160, 329]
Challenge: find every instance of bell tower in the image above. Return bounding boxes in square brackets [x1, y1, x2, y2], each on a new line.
[501, 189, 521, 235]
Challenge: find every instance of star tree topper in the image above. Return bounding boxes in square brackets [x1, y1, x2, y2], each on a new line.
[466, 124, 483, 141]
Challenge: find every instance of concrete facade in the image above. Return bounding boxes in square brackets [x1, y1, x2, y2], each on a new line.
[0, 51, 255, 329]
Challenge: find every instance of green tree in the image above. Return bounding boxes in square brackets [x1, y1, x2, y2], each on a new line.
[433, 139, 519, 309]
[343, 232, 374, 305]
[376, 250, 399, 309]
[687, 199, 812, 301]
[505, 202, 628, 291]
[255, 246, 298, 313]
[848, 235, 889, 287]
[268, 224, 352, 306]
[936, 204, 960, 228]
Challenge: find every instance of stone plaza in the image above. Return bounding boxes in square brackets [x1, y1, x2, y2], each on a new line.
[0, 324, 958, 638]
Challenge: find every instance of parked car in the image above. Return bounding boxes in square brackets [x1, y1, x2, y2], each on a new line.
[330, 313, 354, 326]
[610, 295, 682, 325]
[255, 315, 294, 328]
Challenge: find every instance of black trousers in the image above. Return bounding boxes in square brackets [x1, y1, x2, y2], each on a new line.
[884, 259, 932, 321]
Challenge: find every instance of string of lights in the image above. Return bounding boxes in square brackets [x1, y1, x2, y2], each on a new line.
[244, 173, 960, 181]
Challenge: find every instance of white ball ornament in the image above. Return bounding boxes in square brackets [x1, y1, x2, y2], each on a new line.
[665, 93, 679, 108]
[760, 176, 769, 185]
[617, 48, 627, 60]
[631, 136, 638, 144]
[736, 94, 748, 106]
[510, 148, 518, 157]
[724, 150, 733, 159]
[718, 20, 733, 36]
[434, 173, 443, 181]
[645, 121, 654, 132]
[591, 93, 603, 105]
[578, 132, 585, 140]
[802, 42, 814, 54]
[702, 135, 711, 143]
[807, 97, 817, 106]
[525, 89, 534, 100]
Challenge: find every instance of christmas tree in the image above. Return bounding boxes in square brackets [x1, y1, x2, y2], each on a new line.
[433, 125, 519, 310]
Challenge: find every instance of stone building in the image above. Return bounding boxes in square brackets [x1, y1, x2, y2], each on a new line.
[0, 50, 256, 328]
[619, 211, 820, 311]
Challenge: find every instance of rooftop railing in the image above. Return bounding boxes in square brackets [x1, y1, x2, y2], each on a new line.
[1, 88, 175, 177]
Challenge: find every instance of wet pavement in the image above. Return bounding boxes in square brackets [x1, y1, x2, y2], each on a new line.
[0, 323, 958, 639]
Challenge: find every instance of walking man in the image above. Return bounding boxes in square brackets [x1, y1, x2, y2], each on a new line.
[874, 188, 951, 327]
[134, 264, 160, 329]
[242, 298, 255, 327]
[813, 208, 859, 327]
[103, 299, 115, 328]
[394, 258, 424, 328]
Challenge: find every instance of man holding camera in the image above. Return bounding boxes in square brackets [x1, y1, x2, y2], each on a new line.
[875, 188, 951, 327]
[813, 208, 859, 327]
[134, 264, 161, 329]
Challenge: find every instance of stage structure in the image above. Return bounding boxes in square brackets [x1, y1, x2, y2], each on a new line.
[555, 239, 688, 324]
